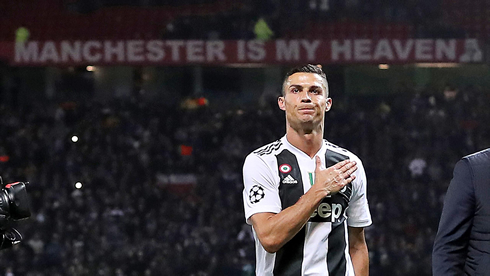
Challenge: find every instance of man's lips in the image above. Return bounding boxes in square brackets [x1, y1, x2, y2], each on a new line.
[299, 108, 315, 114]
[298, 107, 315, 114]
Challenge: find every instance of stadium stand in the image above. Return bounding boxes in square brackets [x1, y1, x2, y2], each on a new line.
[1, 0, 490, 275]
[0, 83, 489, 275]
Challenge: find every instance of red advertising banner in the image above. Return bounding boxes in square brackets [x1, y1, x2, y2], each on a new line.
[0, 39, 483, 66]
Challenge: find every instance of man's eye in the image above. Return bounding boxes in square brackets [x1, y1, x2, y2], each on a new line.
[291, 88, 299, 93]
[311, 90, 320, 94]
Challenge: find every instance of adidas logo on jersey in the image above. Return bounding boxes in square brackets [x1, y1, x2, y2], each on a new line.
[282, 175, 298, 184]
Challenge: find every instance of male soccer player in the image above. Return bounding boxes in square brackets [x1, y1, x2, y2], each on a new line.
[432, 148, 490, 275]
[242, 64, 372, 276]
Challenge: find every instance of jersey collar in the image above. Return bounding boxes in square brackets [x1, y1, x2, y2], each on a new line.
[281, 135, 327, 160]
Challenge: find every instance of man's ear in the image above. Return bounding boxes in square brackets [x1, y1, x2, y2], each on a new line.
[278, 96, 286, 111]
[325, 97, 332, 112]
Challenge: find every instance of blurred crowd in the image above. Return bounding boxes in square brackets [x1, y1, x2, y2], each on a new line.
[63, 0, 455, 41]
[0, 82, 489, 275]
[161, 0, 451, 40]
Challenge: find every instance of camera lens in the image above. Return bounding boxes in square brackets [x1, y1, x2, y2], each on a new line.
[2, 182, 31, 220]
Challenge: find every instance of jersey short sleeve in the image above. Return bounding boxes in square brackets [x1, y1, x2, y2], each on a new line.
[346, 157, 372, 228]
[243, 153, 282, 224]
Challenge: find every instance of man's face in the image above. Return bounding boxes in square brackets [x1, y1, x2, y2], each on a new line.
[278, 72, 331, 131]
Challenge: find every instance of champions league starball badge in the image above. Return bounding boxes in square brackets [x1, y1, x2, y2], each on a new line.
[249, 185, 265, 204]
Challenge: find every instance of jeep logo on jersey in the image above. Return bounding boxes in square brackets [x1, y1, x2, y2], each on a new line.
[310, 202, 344, 223]
[279, 164, 292, 173]
[309, 189, 350, 224]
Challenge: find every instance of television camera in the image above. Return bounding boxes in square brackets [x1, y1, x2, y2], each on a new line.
[0, 177, 31, 250]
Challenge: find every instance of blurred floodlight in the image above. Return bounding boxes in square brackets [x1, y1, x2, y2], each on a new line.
[71, 135, 79, 143]
[75, 182, 82, 189]
[415, 63, 459, 68]
[86, 66, 96, 71]
[378, 64, 389, 70]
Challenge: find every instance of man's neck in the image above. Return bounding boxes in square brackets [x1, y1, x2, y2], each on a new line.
[285, 127, 323, 158]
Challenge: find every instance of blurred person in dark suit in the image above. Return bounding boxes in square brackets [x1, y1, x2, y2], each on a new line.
[432, 148, 490, 275]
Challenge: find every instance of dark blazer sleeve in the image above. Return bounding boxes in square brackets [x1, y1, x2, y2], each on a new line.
[432, 159, 475, 276]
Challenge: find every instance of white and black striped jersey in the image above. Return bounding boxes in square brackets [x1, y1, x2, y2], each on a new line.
[242, 135, 372, 276]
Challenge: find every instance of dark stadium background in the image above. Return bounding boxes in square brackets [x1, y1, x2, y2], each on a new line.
[1, 0, 490, 275]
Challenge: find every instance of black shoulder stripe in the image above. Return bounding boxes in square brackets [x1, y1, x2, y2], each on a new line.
[324, 139, 350, 154]
[254, 140, 282, 156]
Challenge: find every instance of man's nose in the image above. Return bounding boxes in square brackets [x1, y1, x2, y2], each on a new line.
[300, 90, 312, 102]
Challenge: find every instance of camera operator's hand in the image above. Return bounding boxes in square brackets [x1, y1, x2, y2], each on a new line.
[313, 156, 357, 196]
[0, 228, 22, 249]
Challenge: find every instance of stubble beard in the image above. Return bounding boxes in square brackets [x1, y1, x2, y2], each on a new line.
[288, 114, 322, 135]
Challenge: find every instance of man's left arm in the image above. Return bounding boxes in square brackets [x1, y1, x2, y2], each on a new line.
[346, 157, 371, 276]
[349, 226, 369, 276]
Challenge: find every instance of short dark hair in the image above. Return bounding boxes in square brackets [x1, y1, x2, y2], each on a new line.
[282, 64, 328, 96]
